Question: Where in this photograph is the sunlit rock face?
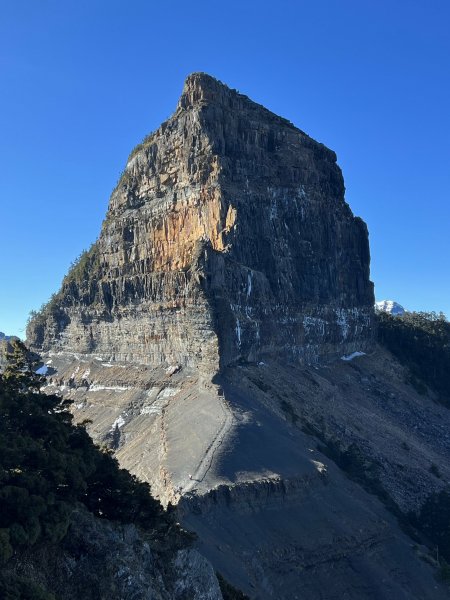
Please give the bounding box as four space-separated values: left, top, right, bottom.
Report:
27 73 374 369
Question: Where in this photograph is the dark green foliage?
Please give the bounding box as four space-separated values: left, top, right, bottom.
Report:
2 339 45 392
377 311 450 406
63 244 99 287
280 399 299 424
438 560 450 583
0 529 13 563
320 435 450 570
83 451 164 529
127 131 157 162
316 440 401 516
430 463 442 478
0 574 55 600
414 489 450 563
317 438 420 541
26 244 101 337
0 344 166 569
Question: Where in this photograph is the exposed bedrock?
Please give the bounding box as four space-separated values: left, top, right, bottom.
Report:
27 72 374 369
179 476 447 600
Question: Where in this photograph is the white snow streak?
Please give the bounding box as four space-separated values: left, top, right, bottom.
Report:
340 351 366 362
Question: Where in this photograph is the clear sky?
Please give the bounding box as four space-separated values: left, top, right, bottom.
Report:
1 0 449 337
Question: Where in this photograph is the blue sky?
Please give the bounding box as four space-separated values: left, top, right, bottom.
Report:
1 0 449 337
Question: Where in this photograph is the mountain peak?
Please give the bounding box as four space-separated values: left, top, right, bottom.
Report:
375 300 406 315
28 74 374 368
183 71 223 91
178 72 230 109
178 72 295 129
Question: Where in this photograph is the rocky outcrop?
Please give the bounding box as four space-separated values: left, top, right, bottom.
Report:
5 509 222 600
27 72 374 370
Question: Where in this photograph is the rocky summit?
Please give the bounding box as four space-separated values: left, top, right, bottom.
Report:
28 72 374 370
27 75 450 599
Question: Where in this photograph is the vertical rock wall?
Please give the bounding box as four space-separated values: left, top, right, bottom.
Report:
27 73 374 368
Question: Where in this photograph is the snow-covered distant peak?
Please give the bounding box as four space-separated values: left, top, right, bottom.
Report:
375 300 406 316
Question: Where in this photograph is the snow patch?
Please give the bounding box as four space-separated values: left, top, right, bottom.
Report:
141 401 164 416
236 319 242 347
166 364 181 376
141 387 179 415
111 416 125 430
247 271 253 298
157 387 179 399
70 366 80 380
311 460 327 474
303 315 326 337
335 309 350 340
90 384 129 392
341 351 366 362
36 365 48 375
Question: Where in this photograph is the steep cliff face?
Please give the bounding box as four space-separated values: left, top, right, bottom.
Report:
27 73 374 369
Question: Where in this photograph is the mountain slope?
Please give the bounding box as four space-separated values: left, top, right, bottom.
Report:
0 343 223 600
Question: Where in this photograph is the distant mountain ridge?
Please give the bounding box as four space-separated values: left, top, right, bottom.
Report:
375 300 406 315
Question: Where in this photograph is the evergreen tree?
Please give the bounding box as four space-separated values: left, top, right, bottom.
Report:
2 339 45 393
377 311 450 405
0 340 171 597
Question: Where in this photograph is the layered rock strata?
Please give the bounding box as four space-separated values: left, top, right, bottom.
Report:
28 73 374 369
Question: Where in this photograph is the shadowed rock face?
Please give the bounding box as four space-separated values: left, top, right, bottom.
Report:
27 73 374 369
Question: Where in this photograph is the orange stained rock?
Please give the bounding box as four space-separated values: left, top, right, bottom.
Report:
141 191 236 272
